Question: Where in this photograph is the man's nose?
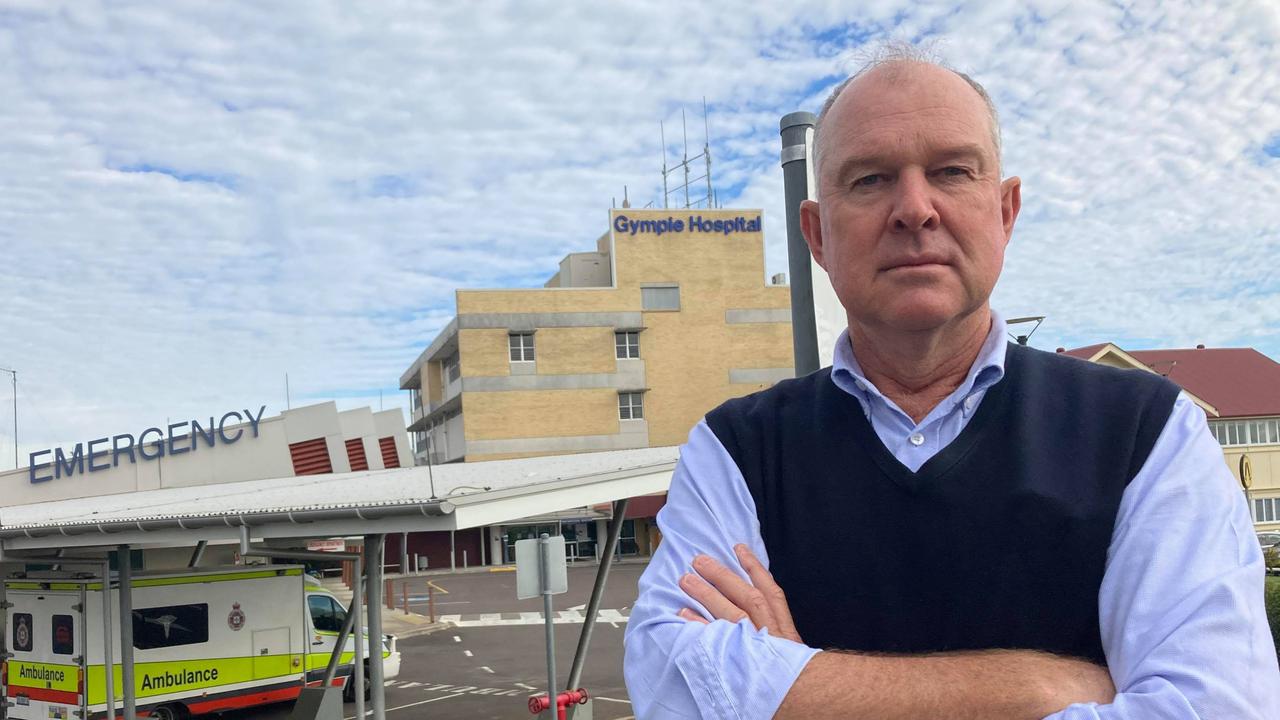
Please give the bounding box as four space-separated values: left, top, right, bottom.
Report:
888 171 940 233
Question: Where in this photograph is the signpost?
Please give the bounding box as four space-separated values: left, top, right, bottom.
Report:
517 534 568 718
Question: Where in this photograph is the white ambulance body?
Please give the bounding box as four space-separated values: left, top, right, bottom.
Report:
3 566 399 719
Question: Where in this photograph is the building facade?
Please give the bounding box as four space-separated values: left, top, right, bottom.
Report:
397 207 793 565
1061 343 1280 532
0 402 413 569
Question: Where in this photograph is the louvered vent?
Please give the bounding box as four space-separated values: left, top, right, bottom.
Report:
379 437 400 469
345 438 369 472
290 437 333 476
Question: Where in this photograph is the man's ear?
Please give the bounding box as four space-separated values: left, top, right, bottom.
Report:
799 199 827 270
1000 176 1021 245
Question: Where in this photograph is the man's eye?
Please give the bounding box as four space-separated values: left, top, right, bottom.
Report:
854 174 885 187
939 166 970 178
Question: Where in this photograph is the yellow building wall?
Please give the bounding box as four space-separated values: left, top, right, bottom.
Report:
443 208 791 456
421 362 441 406
458 329 511 377
1224 445 1280 528
463 389 619 441
536 327 617 375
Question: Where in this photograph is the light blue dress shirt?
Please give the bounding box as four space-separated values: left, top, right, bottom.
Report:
624 311 1280 719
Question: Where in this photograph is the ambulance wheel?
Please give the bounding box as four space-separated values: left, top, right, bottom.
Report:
344 668 371 702
149 704 189 720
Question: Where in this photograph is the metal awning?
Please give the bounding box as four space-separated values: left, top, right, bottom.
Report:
0 446 679 552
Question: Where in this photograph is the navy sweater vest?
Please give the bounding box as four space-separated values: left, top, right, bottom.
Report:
705 343 1180 662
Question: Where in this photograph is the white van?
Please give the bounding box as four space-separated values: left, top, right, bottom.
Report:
2 565 399 719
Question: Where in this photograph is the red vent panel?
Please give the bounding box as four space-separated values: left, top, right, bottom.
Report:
345 438 369 472
290 438 333 476
379 437 400 469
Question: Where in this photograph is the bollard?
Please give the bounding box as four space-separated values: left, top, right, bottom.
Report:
428 584 436 622
402 582 409 614
528 688 588 720
463 550 468 569
385 579 394 610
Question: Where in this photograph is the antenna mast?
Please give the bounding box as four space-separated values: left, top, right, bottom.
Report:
658 102 716 209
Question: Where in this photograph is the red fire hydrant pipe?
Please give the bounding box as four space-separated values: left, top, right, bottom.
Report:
528 688 589 720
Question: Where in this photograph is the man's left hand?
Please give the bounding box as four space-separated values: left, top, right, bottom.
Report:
677 543 804 645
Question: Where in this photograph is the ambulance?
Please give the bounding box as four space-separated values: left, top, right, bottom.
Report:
2 565 400 719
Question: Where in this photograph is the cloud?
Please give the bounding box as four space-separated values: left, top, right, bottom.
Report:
0 0 1277 466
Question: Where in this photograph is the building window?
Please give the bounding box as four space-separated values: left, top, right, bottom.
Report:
308 595 347 633
619 391 644 420
133 603 209 649
641 285 680 311
1209 418 1280 447
1256 497 1277 523
615 331 640 359
509 332 535 362
442 353 460 383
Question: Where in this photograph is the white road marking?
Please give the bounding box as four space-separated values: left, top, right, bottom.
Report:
463 649 473 657
444 609 630 627
479 665 495 673
368 692 462 716
515 682 538 690
452 635 461 642
595 696 632 704
384 680 397 686
397 681 423 689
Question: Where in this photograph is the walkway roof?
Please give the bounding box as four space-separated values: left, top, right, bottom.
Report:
0 446 679 553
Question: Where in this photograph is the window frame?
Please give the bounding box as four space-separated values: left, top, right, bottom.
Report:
131 603 210 650
508 332 536 363
51 614 74 656
618 391 644 420
615 330 640 360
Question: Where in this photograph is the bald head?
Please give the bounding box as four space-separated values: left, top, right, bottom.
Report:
813 50 1002 178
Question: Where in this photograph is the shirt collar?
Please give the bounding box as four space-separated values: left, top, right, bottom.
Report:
830 309 1009 414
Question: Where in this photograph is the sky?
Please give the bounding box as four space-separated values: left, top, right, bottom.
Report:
0 0 1277 467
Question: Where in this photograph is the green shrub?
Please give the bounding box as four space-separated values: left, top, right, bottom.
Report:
1267 575 1280 659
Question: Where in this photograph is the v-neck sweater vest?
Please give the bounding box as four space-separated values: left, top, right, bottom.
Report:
705 343 1180 662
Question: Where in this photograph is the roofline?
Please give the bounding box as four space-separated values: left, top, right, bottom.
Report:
1083 343 1221 417
400 316 459 388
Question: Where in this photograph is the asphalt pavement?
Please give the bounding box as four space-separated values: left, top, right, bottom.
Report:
240 562 647 719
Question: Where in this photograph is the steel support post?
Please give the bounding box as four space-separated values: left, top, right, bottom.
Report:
188 540 207 568
400 532 409 574
364 535 387 720
100 561 116 720
353 553 365 720
780 111 820 376
566 498 629 690
117 546 137 720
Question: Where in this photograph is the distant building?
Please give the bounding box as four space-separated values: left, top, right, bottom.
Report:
397 207 793 565
1060 343 1280 530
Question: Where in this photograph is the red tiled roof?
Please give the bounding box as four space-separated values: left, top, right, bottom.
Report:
1059 344 1280 418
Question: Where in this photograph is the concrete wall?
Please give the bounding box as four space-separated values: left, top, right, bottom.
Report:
0 401 413 507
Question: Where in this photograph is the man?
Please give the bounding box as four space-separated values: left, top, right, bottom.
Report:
623 45 1280 719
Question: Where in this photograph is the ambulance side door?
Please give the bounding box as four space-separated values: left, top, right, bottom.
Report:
305 594 346 680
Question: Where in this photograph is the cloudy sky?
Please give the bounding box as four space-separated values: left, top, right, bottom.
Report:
1 0 1277 466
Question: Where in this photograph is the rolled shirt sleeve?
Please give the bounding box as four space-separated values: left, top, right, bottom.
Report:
1047 395 1280 719
624 419 820 719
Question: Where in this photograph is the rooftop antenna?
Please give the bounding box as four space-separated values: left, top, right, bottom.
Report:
284 372 291 410
0 366 15 469
1006 316 1046 346
660 121 669 209
703 97 713 207
682 108 691 209
623 185 630 208
658 103 716 209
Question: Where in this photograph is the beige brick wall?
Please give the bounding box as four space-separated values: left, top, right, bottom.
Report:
457 288 633 314
459 329 511 377
421 362 441 405
537 327 617 375
464 388 619 441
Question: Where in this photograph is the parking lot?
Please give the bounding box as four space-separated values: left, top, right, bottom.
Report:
246 562 646 719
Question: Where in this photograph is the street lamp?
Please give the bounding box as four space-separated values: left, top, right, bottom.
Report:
0 366 15 469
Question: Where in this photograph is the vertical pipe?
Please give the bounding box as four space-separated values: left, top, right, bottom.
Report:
780 111 820 376
100 562 115 720
449 530 456 572
400 532 409 574
353 552 365 720
365 535 386 720
566 499 629 690
479 528 486 567
116 547 137 720
427 585 436 623
0 571 7 720
539 533 556 715
462 550 467 570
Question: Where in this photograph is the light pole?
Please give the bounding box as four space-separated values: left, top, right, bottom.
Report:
0 366 14 469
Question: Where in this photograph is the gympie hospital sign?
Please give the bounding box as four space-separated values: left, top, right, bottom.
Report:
28 406 267 484
613 214 761 237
